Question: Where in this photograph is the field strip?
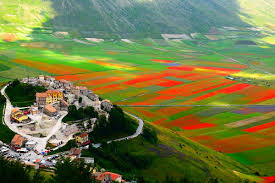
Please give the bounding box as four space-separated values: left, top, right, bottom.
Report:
225 111 275 128
243 121 275 132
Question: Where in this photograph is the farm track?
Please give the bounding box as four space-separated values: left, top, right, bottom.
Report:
225 111 275 128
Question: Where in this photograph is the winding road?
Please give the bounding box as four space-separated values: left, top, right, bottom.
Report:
92 112 144 148
1 84 144 151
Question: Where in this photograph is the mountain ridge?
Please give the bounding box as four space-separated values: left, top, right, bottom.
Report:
1 0 274 39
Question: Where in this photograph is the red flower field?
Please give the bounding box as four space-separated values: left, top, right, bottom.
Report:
243 121 275 132
183 123 217 130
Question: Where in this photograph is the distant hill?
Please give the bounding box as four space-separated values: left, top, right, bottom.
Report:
0 0 274 39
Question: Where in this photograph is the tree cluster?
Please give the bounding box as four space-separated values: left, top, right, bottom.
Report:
91 105 137 142
142 126 158 144
87 141 154 172
63 105 98 122
6 79 46 107
0 94 15 143
0 156 45 183
0 156 97 183
51 158 96 183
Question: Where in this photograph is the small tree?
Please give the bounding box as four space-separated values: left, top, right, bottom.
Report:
52 158 95 183
84 106 98 118
78 97 83 104
142 127 158 144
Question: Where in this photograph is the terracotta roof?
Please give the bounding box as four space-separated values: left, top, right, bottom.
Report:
96 172 121 181
11 134 25 146
36 92 47 98
70 147 81 155
61 100 69 107
11 108 20 114
102 99 111 103
78 132 88 138
45 105 57 113
79 86 88 90
46 90 62 94
59 79 69 84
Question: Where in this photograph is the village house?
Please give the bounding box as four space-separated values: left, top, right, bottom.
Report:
59 79 72 88
46 90 63 103
10 108 30 123
79 86 89 96
72 86 80 97
39 75 45 83
69 147 81 158
101 100 113 112
96 172 122 183
49 139 63 147
49 81 57 89
75 132 90 146
88 91 99 101
65 86 72 93
36 92 47 106
25 141 36 150
36 90 63 106
11 134 25 150
27 77 38 85
60 100 69 111
44 104 57 116
43 81 50 88
45 76 55 82
63 124 80 136
79 157 94 164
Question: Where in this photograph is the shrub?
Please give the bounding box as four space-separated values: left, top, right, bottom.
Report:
142 126 158 144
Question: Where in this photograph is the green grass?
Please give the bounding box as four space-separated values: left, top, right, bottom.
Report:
83 122 261 183
227 146 275 176
0 102 15 144
201 112 262 125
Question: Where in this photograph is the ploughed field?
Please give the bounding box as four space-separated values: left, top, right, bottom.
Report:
0 32 274 176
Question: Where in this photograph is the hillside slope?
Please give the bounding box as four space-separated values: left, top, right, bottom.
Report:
83 121 261 183
46 0 246 37
0 0 274 39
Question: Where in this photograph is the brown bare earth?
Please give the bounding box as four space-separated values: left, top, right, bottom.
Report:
225 111 275 128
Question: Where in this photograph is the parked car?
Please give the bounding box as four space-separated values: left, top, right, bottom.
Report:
24 110 30 115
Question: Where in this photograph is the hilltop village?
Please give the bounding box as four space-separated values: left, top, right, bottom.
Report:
0 75 140 183
11 75 113 150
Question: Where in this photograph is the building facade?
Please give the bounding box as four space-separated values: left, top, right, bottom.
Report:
36 93 47 106
75 132 90 146
11 134 25 150
36 90 63 106
44 104 57 116
10 109 30 123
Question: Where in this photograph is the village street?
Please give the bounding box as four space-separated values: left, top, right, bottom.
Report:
1 85 67 153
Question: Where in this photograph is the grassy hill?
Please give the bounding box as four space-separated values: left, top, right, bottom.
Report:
83 121 261 183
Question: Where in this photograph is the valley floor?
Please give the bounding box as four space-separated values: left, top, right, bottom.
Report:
0 28 274 177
